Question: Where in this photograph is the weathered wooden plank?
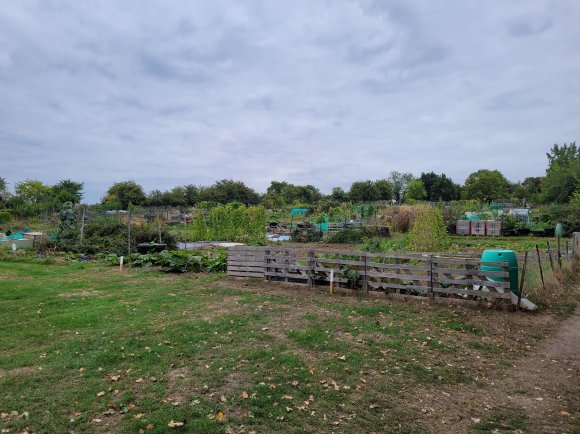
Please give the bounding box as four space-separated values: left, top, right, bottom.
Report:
264 271 309 279
432 258 508 267
433 287 511 298
366 252 431 261
368 281 431 292
227 272 264 278
366 272 429 281
366 262 430 271
433 267 508 277
227 260 265 267
435 277 510 288
228 265 264 272
314 258 365 267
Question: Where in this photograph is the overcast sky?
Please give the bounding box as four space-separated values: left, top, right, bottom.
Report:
1 1 579 202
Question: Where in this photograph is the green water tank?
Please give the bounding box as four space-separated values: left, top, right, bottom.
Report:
481 249 519 296
555 223 564 237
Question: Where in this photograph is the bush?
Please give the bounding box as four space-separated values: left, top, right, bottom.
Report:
0 210 12 226
409 207 449 252
291 226 323 242
502 215 530 236
105 249 227 273
56 217 176 255
327 228 370 244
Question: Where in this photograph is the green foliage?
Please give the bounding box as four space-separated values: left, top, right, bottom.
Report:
330 187 347 201
501 215 530 236
291 226 323 242
106 249 227 273
102 181 146 209
56 218 176 255
404 179 427 202
542 142 579 203
199 179 260 205
349 180 379 202
420 172 461 201
327 228 369 244
388 171 414 203
409 207 449 252
51 179 84 204
0 210 12 226
462 169 510 201
191 204 267 244
263 181 322 207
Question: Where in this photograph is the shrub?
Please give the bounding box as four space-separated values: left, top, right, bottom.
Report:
327 228 370 244
409 207 449 252
502 215 530 236
56 217 176 255
191 204 267 244
0 210 12 226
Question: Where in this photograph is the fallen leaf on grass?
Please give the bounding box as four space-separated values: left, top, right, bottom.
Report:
92 418 102 423
168 420 184 427
96 391 105 397
282 395 293 400
338 355 347 361
145 424 154 430
79 367 85 372
216 411 224 421
241 391 249 399
134 413 144 419
110 375 121 382
135 378 144 383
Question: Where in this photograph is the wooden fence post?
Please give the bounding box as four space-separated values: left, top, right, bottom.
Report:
362 254 368 293
517 252 528 311
429 256 434 302
308 250 315 288
547 241 554 271
264 248 270 283
127 210 132 255
535 244 545 292
557 236 562 268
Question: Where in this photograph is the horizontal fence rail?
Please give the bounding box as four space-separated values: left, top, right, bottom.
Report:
226 246 542 306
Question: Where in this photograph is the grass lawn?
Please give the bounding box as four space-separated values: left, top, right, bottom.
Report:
0 259 576 433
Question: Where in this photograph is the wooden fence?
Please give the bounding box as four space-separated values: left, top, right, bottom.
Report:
227 246 515 305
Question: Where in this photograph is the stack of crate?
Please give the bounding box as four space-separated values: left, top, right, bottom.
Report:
470 221 486 236
456 220 471 235
485 220 502 236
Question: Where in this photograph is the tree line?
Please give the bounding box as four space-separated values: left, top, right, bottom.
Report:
1 143 578 212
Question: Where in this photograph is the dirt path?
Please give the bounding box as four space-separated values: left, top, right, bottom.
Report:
419 308 580 433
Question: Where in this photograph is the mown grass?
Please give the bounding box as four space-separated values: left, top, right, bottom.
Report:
0 258 572 433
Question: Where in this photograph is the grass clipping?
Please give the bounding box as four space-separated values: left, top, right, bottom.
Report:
409 206 449 252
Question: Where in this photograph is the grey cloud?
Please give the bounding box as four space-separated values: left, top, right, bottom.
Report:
507 16 553 37
0 1 579 201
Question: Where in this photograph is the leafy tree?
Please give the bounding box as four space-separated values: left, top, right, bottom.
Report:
14 180 52 205
264 181 322 206
330 187 347 202
542 142 579 203
348 180 379 202
102 181 146 209
404 179 427 201
199 179 260 205
462 169 510 202
183 184 199 206
374 179 393 201
0 177 9 205
52 179 84 204
388 171 414 203
420 172 460 201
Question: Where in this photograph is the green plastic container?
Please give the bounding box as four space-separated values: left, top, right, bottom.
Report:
481 249 519 296
555 223 564 237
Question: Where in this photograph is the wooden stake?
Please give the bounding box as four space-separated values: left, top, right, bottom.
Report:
535 244 545 292
79 206 86 246
329 269 334 294
557 236 562 268
127 210 132 256
517 251 528 311
546 241 554 271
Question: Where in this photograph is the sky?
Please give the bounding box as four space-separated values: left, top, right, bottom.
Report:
1 0 579 203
